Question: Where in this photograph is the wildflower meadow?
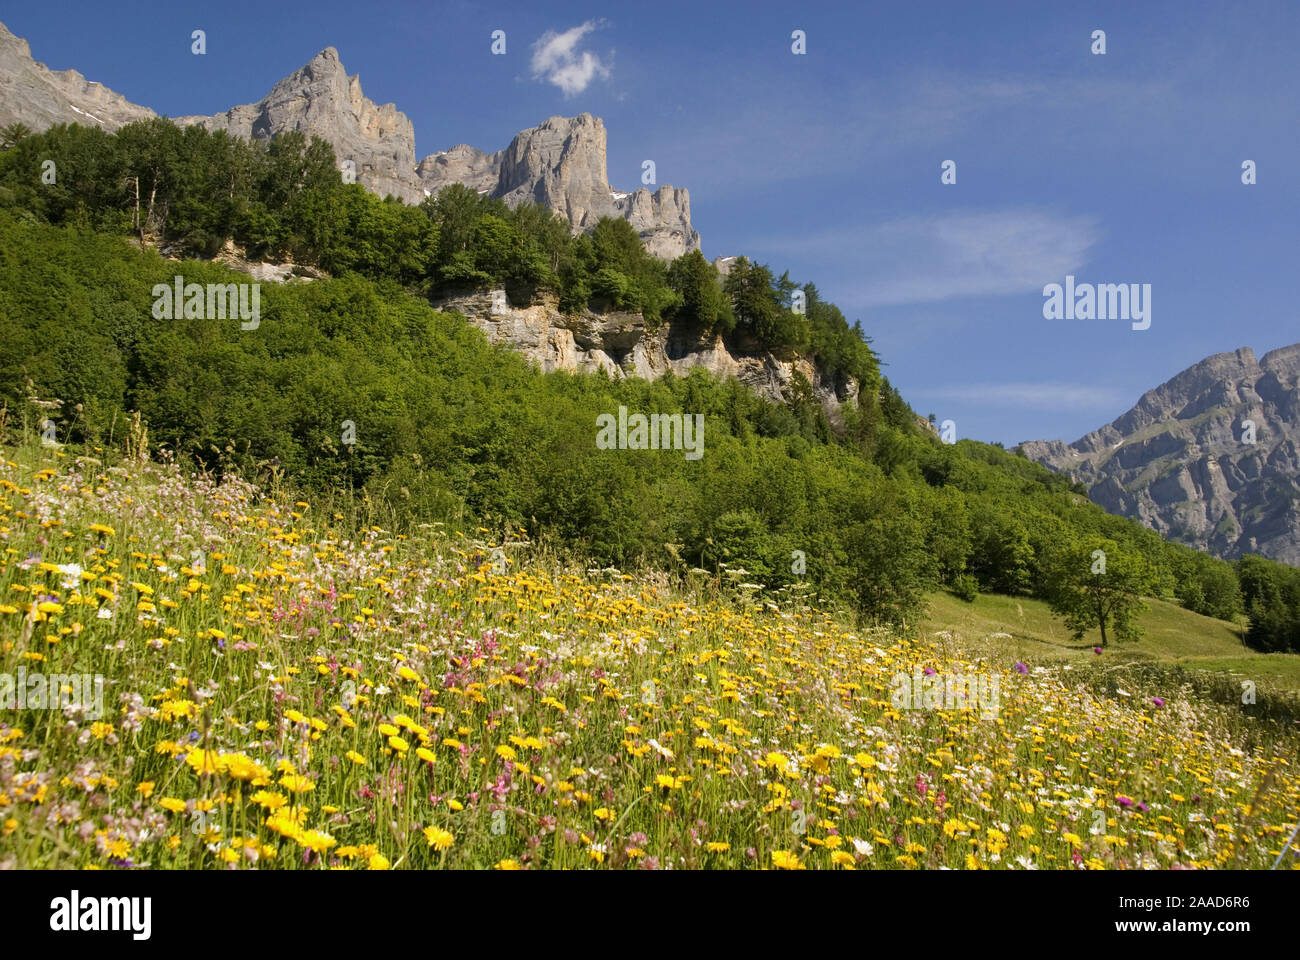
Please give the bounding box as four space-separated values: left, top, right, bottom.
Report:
1 441 1295 871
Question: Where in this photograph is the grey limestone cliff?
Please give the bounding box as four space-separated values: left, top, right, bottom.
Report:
1019 344 1300 565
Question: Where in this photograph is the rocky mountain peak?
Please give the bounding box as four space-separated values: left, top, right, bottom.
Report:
1019 342 1300 565
0 19 157 132
175 44 419 204
1 23 701 257
483 112 699 258
496 113 609 225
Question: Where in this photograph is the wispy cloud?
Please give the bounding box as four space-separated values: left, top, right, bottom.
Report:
530 21 611 97
755 209 1101 307
671 66 1185 197
909 382 1131 411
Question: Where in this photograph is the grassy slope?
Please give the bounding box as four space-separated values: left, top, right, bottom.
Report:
921 589 1300 693
1 441 1297 869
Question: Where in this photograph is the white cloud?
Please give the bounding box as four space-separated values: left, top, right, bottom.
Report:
909 382 1131 411
531 21 611 96
755 209 1101 308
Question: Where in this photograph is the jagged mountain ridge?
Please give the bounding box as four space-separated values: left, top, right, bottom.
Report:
1 21 857 422
0 23 699 258
1018 344 1300 565
0 21 156 131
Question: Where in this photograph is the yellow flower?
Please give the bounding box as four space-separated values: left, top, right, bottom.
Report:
771 850 804 870
706 841 730 852
368 853 391 870
185 749 226 776
157 797 187 814
279 774 315 794
136 781 155 798
223 754 270 782
423 826 454 851
250 790 287 810
298 830 336 854
345 750 367 766
495 859 521 870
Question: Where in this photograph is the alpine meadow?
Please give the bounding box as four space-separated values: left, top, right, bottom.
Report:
0 4 1297 925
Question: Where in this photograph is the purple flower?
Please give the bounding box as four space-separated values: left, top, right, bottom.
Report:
1117 796 1133 808
1093 647 1103 655
1014 662 1028 674
1152 697 1165 707
923 667 936 676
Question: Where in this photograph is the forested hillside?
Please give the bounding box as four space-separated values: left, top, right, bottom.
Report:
2 119 1299 651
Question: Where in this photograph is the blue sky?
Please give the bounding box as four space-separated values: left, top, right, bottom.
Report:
7 1 1298 446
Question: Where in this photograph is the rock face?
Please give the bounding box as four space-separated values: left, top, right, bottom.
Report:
0 22 701 257
1019 344 1300 565
487 114 700 258
432 288 857 422
176 47 421 204
416 144 501 196
0 21 157 132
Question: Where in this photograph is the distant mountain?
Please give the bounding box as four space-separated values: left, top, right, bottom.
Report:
0 22 699 258
1019 344 1300 565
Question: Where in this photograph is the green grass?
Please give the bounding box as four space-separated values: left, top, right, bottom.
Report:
921 589 1300 696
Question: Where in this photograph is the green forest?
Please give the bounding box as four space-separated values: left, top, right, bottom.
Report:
2 118 1298 652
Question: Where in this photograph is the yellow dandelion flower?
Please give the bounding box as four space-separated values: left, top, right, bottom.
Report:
423 826 454 851
771 850 804 870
